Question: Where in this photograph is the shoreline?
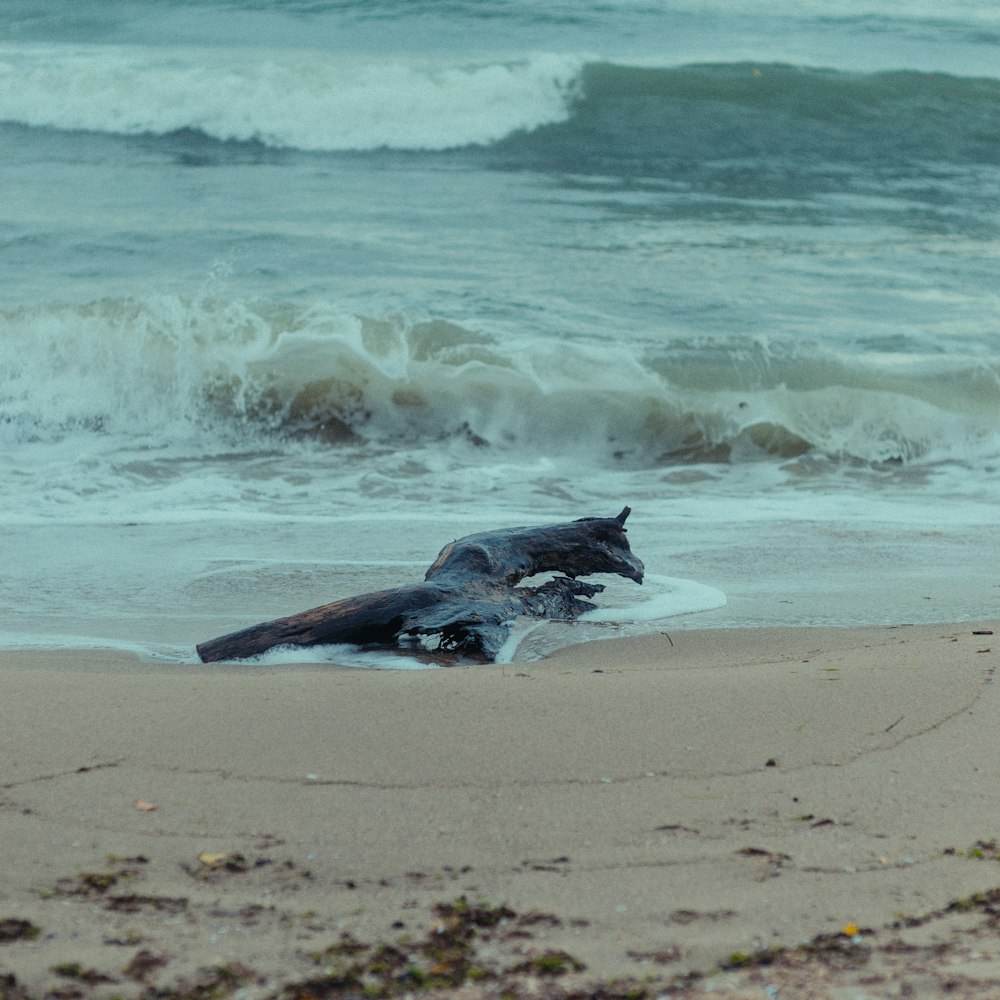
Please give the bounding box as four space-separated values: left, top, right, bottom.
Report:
2 621 999 998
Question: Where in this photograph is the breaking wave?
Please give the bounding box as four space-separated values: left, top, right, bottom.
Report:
3 296 999 468
0 44 583 152
1 42 998 167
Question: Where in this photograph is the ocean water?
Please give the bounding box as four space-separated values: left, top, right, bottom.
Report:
2 0 999 664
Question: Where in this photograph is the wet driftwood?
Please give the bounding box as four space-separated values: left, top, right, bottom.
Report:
196 507 644 663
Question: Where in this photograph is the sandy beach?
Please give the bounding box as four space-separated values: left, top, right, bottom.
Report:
2 622 999 999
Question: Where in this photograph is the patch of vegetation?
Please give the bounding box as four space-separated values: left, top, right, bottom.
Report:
296 896 585 997
721 947 784 970
0 919 40 943
436 896 516 929
893 886 1000 929
516 949 586 976
151 962 262 1000
78 871 119 894
104 894 189 915
53 857 148 900
0 971 33 1000
957 839 1000 861
797 929 871 969
122 949 170 983
721 925 871 976
310 931 370 961
50 962 115 985
596 983 655 1000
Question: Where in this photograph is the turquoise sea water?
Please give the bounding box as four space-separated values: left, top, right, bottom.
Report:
2 0 999 661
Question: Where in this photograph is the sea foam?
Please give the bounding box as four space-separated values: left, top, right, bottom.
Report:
0 43 583 150
3 296 999 471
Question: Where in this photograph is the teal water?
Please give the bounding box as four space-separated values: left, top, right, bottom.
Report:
2 0 998 659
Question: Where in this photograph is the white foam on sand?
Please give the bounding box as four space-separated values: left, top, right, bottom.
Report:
578 573 727 623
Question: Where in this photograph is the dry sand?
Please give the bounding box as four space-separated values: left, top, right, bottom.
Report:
2 622 999 998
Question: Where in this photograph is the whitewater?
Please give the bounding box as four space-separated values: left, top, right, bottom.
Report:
2 0 999 663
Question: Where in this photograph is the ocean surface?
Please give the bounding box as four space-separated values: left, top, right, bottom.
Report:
2 0 999 665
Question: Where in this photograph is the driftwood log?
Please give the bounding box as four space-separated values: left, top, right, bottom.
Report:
196 507 644 663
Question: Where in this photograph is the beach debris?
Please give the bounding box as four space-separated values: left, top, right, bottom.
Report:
0 973 32 1000
302 896 589 995
122 949 170 983
953 839 1000 861
50 857 151 905
521 855 571 872
736 846 792 880
196 852 232 868
196 506 644 663
51 962 116 985
103 894 189 915
514 949 586 976
0 918 40 943
78 871 120 893
192 851 260 874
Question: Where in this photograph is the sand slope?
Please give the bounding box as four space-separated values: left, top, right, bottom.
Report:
1 622 999 998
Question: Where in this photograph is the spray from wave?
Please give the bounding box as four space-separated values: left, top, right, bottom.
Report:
3 296 999 468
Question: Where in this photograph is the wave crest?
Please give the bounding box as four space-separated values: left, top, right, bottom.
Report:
3 44 998 167
3 296 999 469
0 43 582 151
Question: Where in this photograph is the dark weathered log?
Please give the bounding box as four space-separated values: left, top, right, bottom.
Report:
196 507 644 663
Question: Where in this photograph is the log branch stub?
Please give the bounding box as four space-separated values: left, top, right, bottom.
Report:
196 507 643 663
